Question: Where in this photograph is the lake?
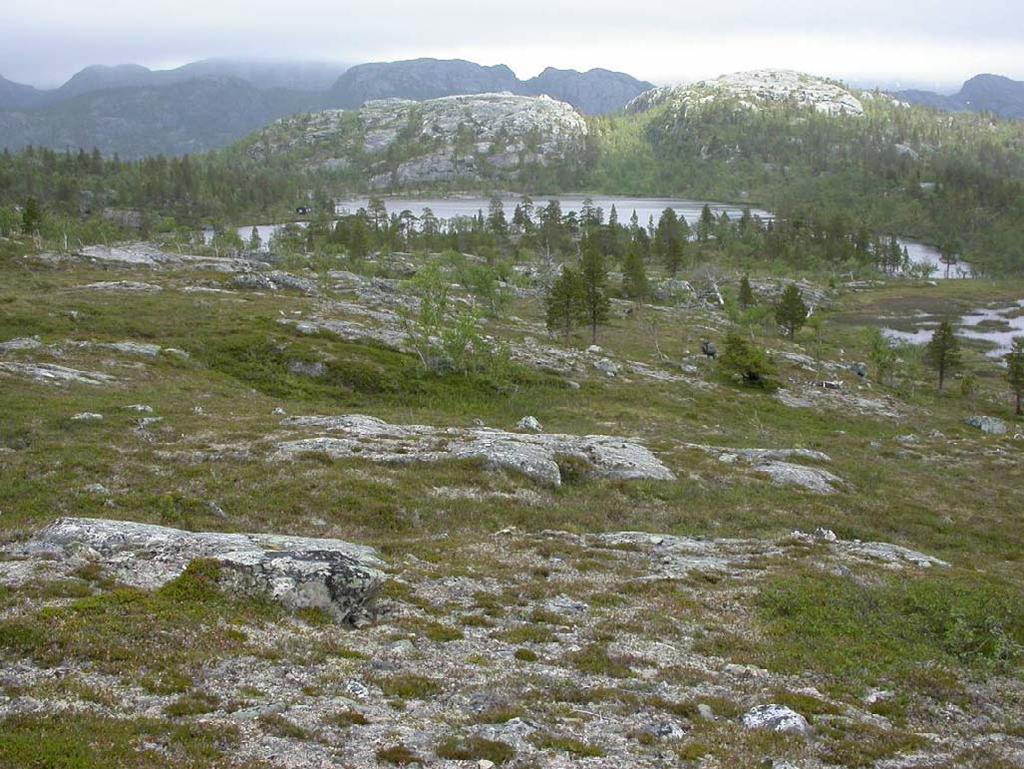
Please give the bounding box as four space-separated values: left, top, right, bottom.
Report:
883 299 1024 359
898 239 974 280
334 195 774 227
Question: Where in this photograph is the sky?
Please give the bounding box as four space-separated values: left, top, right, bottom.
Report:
4 0 1022 91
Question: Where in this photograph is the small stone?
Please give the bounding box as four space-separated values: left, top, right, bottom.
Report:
123 404 153 413
516 416 543 433
346 680 370 699
742 704 812 737
71 412 103 422
696 703 716 721
83 483 110 495
586 344 602 354
814 527 838 542
273 407 287 416
594 358 619 377
478 761 495 769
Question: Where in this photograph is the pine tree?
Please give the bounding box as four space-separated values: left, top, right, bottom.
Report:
697 203 715 242
487 195 508 241
622 240 649 304
924 320 961 391
545 267 584 345
774 283 808 338
654 208 685 276
248 226 261 251
738 275 755 309
1005 337 1024 415
579 238 611 344
21 197 41 234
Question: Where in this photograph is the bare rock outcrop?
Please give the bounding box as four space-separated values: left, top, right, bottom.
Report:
273 414 675 487
5 517 385 623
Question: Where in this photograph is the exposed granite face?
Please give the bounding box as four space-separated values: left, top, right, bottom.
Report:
246 93 589 189
628 69 865 117
6 517 385 623
272 414 675 487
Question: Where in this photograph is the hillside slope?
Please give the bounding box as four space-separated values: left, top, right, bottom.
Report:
241 92 590 190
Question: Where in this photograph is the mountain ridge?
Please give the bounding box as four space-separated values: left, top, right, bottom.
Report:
0 57 651 157
893 73 1024 119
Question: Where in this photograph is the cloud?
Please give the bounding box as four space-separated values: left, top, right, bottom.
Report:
3 0 1021 89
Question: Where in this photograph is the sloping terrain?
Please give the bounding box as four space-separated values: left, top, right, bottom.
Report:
0 234 1022 767
242 93 590 189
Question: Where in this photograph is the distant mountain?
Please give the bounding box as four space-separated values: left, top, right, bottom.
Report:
893 74 1024 119
53 64 155 100
0 77 325 158
0 75 44 110
163 59 347 92
329 58 650 115
0 57 650 157
523 67 654 115
329 59 522 108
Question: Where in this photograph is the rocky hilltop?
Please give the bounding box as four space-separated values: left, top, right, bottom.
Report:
628 69 865 117
245 92 589 190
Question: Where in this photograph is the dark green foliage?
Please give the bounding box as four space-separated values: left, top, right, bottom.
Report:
774 284 809 338
719 332 776 387
653 207 687 275
754 570 1024 682
21 198 41 234
579 237 611 344
738 274 755 309
0 712 247 768
621 239 649 302
545 267 585 344
924 320 961 390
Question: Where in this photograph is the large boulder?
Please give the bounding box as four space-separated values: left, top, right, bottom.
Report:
965 415 1009 435
8 517 385 623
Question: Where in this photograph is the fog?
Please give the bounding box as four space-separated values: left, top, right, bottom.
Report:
4 0 1022 89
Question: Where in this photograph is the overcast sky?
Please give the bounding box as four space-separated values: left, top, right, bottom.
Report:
4 0 1022 90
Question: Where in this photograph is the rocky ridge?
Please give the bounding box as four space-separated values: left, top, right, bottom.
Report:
272 414 676 487
246 93 589 188
627 69 865 117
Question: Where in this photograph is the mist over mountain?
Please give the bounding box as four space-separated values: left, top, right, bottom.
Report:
894 74 1024 119
0 57 652 157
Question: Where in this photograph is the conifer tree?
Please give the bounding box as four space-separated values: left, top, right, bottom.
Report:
545 267 584 345
924 320 961 391
738 275 755 309
774 283 808 338
622 240 649 304
579 238 611 344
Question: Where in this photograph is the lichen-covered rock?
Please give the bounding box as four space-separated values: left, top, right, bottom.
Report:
272 414 675 487
742 704 813 737
9 517 385 623
752 460 843 494
965 415 1009 435
245 93 589 189
629 70 864 117
0 361 116 386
